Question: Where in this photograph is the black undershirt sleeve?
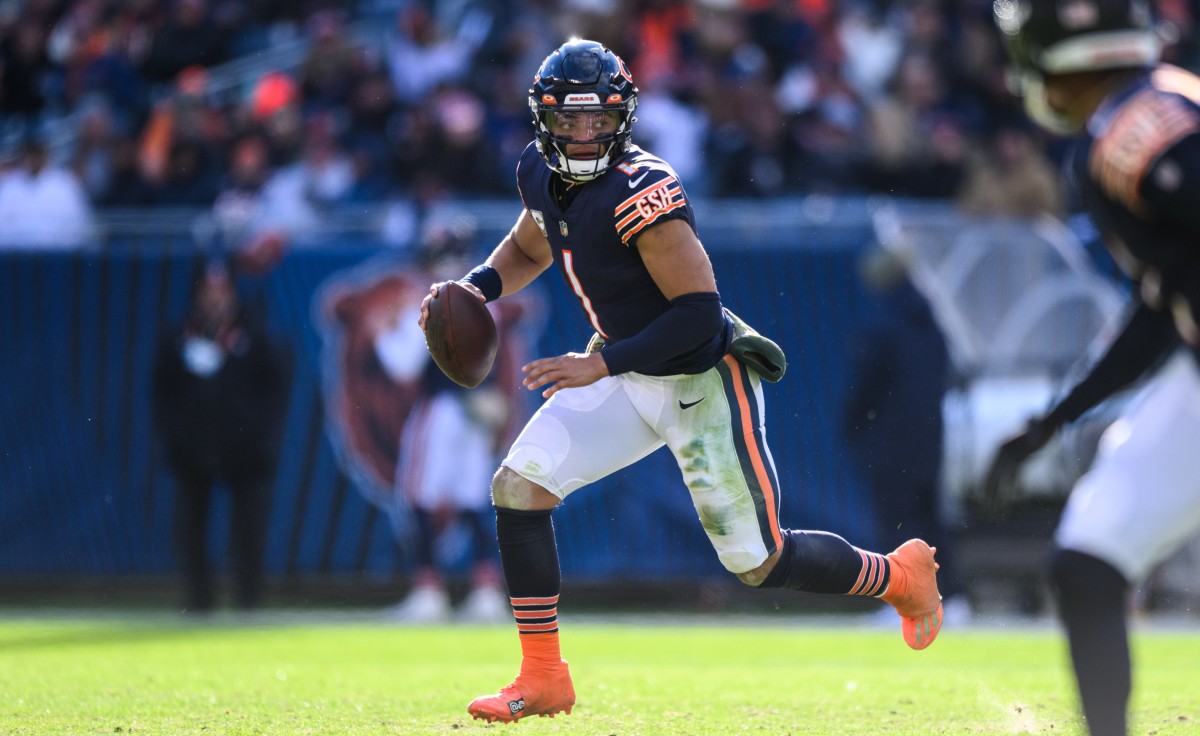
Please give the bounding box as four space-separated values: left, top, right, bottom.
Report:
599 292 725 376
1139 132 1200 236
1045 299 1179 427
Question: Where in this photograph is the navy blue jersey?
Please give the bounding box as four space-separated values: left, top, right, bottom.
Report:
516 142 731 375
1074 65 1200 303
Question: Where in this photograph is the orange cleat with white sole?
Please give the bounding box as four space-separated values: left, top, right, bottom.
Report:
467 663 576 723
880 539 943 650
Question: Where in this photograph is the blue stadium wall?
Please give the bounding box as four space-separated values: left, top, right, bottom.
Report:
0 217 889 583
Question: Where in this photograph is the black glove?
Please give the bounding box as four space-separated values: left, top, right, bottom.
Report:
979 417 1058 521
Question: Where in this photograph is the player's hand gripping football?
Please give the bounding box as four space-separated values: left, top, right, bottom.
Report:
979 417 1057 520
417 280 485 331
522 352 610 398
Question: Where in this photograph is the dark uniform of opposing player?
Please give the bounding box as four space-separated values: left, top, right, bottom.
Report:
985 2 1200 735
418 39 944 724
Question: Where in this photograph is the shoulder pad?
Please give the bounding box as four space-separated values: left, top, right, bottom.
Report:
1091 70 1200 211
612 154 687 246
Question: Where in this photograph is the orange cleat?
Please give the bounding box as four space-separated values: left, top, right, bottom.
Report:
467 663 576 723
880 539 943 650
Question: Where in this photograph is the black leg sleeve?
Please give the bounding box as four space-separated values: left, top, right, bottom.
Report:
173 473 215 612
228 475 271 610
411 507 438 570
1049 548 1131 736
760 529 887 595
495 507 560 600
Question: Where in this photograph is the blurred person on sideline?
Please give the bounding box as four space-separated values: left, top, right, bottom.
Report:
152 259 292 613
843 246 970 623
985 0 1200 734
0 138 95 249
418 39 944 724
381 216 514 624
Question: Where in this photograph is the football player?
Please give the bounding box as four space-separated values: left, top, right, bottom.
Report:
418 39 944 723
985 1 1200 734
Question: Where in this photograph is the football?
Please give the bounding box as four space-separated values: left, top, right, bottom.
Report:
423 281 498 388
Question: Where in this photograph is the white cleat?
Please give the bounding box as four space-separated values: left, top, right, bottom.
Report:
457 585 511 624
388 585 451 624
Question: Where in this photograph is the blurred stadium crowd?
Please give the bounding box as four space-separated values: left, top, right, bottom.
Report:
0 0 1197 249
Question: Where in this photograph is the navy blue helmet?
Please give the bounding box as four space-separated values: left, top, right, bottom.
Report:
528 39 638 181
993 0 1161 130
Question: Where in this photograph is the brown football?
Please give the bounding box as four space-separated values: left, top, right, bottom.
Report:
424 281 498 388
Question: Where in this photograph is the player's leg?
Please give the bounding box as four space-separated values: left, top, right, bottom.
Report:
172 471 216 613
449 394 508 623
1052 354 1200 736
227 473 271 611
391 396 452 622
468 376 663 722
655 356 942 649
1049 549 1129 736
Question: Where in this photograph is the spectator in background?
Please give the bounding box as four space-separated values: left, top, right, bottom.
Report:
0 18 54 124
298 9 362 111
137 66 229 204
342 70 399 201
385 3 489 109
152 258 291 613
633 77 708 192
957 119 1066 219
245 71 306 168
422 87 507 195
212 131 318 252
97 135 156 207
269 110 357 208
155 137 221 205
381 216 513 623
836 1 904 103
843 246 970 622
141 0 229 86
0 138 95 249
69 97 121 203
861 50 970 197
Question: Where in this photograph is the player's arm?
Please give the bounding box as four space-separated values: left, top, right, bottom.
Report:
419 210 552 329
1137 133 1200 343
981 298 1178 516
595 218 725 375
522 219 725 397
474 209 555 298
1140 132 1200 236
1040 299 1178 430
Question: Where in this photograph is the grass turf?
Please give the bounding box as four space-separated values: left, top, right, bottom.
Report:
1 614 1197 735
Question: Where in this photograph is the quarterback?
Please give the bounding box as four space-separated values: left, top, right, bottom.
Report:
419 39 944 723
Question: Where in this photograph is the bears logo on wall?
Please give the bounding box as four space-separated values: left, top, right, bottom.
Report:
313 256 542 525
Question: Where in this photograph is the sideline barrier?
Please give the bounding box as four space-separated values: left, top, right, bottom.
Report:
0 235 883 581
13 198 1120 584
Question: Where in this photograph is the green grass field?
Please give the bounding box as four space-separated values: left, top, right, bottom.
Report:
2 614 1197 735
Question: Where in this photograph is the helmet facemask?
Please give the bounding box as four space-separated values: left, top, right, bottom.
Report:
531 101 636 181
1006 68 1085 134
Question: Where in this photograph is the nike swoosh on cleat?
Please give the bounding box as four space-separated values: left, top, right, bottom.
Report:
679 398 704 410
628 172 649 188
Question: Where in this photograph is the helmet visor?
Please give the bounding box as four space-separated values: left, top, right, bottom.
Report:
544 110 622 143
